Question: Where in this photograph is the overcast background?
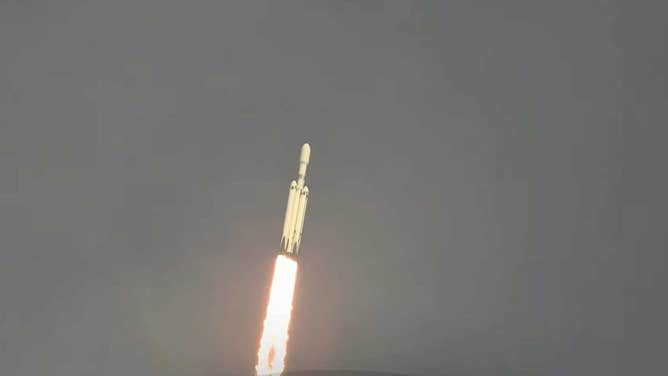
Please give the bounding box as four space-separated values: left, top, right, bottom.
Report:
1 1 667 375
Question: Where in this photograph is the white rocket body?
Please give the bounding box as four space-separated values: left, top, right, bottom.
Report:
280 143 311 257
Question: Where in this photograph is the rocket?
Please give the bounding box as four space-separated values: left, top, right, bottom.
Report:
279 143 311 258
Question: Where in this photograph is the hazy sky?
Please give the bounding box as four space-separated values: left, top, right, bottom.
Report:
1 1 666 375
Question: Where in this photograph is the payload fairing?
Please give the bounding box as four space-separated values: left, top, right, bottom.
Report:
279 143 311 257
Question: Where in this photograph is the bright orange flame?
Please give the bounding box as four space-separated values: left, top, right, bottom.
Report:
256 255 298 376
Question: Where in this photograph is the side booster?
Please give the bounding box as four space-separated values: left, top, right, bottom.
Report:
279 143 311 258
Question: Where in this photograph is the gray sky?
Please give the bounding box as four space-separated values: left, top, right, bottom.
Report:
1 1 666 375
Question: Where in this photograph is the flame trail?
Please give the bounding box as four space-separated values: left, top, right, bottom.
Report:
255 255 298 376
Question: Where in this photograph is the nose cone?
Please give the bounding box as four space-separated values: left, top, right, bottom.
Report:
300 143 311 164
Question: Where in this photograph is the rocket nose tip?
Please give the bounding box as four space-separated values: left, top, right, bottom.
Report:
300 143 311 163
